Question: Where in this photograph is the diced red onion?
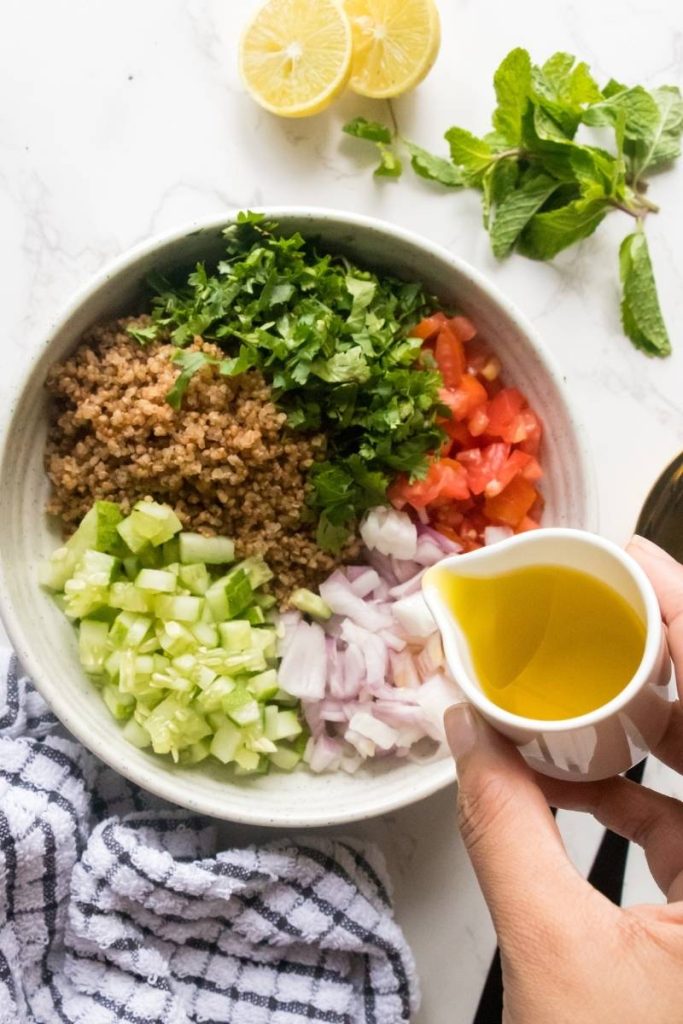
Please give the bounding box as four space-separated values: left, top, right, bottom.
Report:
348 711 398 750
415 632 444 680
364 549 398 586
391 557 423 584
360 507 418 560
389 649 421 689
308 734 345 773
348 567 380 598
379 629 407 653
414 536 448 567
417 524 463 554
391 592 437 639
319 571 393 631
388 568 426 600
279 621 326 700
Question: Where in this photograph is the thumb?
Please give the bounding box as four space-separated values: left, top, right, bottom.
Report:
445 704 590 944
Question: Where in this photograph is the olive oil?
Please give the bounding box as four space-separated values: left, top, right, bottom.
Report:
434 564 646 720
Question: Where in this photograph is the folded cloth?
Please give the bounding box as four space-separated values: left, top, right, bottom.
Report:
0 650 419 1024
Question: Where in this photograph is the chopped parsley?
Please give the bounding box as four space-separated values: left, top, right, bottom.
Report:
142 212 446 550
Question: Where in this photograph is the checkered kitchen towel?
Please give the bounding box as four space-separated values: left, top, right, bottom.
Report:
0 650 419 1024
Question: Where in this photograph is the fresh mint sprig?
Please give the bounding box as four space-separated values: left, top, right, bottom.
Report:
342 48 683 356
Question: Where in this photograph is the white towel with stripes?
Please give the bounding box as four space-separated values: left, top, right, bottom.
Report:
0 651 419 1024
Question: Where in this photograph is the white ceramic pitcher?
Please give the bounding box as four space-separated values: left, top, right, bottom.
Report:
422 528 675 782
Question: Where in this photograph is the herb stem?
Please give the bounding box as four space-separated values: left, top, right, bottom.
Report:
386 99 400 138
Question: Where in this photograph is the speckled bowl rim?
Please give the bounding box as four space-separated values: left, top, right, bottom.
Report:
0 207 598 825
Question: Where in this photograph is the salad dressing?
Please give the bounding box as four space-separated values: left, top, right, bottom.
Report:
432 564 646 720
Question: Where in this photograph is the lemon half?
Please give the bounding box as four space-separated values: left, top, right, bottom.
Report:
240 0 353 118
345 0 441 99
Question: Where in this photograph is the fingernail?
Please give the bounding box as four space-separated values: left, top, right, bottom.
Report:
444 703 477 760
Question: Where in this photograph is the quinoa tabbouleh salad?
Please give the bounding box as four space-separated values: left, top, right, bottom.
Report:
40 212 544 777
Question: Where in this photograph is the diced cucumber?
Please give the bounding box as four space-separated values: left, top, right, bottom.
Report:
117 515 149 554
123 556 141 580
289 588 332 621
218 620 252 653
190 621 219 648
272 688 299 706
45 500 308 776
197 677 236 712
248 735 278 754
110 612 153 649
223 570 253 619
179 563 210 596
250 628 277 659
184 739 211 764
228 700 261 727
269 746 302 771
129 501 183 546
78 619 110 674
103 685 135 721
210 721 242 764
121 717 151 748
234 556 273 589
233 746 261 772
110 582 153 613
264 708 302 742
249 670 278 702
220 683 252 714
104 649 121 680
39 501 123 591
222 649 267 675
135 569 177 593
153 595 203 623
156 620 195 656
179 532 235 565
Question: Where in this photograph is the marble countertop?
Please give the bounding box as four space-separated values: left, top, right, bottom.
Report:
1 1 682 1019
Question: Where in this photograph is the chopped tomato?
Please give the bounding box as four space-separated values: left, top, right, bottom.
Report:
486 388 525 437
519 410 542 455
486 388 542 448
411 312 447 341
395 311 544 544
457 444 510 495
447 316 477 343
468 406 490 437
517 515 540 533
434 327 466 388
441 416 477 450
484 476 537 528
390 458 470 510
457 445 542 497
439 375 488 421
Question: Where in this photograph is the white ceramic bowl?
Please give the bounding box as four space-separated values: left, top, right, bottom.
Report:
0 209 597 826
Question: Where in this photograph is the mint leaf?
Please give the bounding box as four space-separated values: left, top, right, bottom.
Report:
582 86 659 140
538 53 602 106
492 48 532 145
404 141 465 186
628 85 683 177
374 144 403 178
482 157 519 229
619 231 671 356
444 127 494 179
518 193 611 260
490 173 559 257
343 116 393 144
569 147 619 193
